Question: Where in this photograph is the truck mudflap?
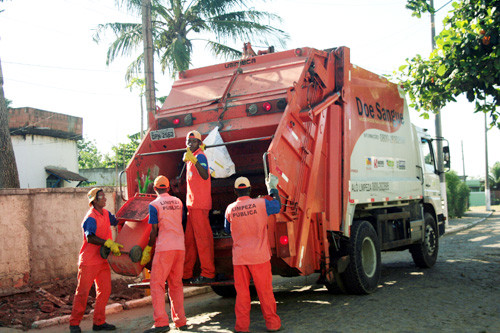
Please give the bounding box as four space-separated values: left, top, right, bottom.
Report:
437 213 446 236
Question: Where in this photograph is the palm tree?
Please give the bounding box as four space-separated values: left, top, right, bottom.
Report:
490 162 500 190
93 0 288 80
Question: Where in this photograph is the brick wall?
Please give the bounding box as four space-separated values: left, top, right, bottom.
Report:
0 187 124 295
8 107 83 139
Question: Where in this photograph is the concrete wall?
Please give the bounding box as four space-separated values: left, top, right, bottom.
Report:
80 167 126 186
12 135 79 188
0 187 123 294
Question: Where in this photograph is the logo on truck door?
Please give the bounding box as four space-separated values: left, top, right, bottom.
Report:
356 97 404 128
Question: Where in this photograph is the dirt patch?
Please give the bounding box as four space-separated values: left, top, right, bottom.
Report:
0 277 146 331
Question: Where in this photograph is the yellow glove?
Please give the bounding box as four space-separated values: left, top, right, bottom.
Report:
183 148 198 164
140 245 153 266
200 143 206 151
104 239 123 256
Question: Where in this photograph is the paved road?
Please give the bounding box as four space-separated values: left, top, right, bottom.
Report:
22 211 500 333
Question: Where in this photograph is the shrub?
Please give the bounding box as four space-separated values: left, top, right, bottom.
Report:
445 171 470 218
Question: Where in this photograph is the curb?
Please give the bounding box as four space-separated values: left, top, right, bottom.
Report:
444 211 494 236
31 286 212 329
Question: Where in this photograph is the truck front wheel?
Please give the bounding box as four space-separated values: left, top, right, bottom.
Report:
410 212 439 268
342 220 381 294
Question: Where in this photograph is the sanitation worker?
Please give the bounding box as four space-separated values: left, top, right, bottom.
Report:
182 130 215 283
140 176 187 333
224 175 282 333
69 188 121 333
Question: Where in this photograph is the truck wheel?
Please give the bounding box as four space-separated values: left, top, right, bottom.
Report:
342 220 381 294
324 271 347 294
211 285 236 298
410 212 439 268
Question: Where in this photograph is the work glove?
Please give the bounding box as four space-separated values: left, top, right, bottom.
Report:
183 148 198 164
104 239 123 256
265 173 279 194
140 245 153 266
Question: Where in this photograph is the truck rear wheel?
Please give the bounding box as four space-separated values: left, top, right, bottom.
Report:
410 212 439 268
211 285 236 297
342 220 381 294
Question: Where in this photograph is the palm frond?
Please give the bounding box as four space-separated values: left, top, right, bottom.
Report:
159 36 192 77
193 0 247 16
205 10 289 49
201 40 242 60
94 22 144 65
125 53 145 83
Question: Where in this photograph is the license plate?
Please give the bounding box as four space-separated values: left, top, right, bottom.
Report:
150 128 175 141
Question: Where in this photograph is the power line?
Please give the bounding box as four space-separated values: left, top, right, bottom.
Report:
6 78 130 96
3 60 123 73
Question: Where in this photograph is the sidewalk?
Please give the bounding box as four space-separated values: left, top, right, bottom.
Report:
26 206 497 330
445 206 497 235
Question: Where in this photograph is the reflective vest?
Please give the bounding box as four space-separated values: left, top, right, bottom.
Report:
150 193 185 252
225 196 271 265
186 149 212 209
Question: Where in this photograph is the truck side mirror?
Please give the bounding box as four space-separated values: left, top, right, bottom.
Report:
443 146 450 171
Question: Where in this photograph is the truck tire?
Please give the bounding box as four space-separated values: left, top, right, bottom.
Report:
342 220 381 294
211 285 236 297
324 271 347 294
410 212 439 268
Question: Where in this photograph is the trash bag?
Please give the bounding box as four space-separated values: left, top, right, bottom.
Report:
203 127 236 178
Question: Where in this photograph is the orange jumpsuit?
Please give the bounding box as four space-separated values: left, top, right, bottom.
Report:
225 196 281 332
183 149 215 280
149 193 186 328
69 208 117 327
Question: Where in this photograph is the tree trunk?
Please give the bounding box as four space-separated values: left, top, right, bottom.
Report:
0 56 20 188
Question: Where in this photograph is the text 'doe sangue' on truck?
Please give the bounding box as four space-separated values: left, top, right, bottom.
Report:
106 45 450 296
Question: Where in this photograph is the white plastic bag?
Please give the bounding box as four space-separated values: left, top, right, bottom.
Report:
203 127 236 178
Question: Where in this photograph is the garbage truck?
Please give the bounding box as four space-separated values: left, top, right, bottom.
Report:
109 45 449 295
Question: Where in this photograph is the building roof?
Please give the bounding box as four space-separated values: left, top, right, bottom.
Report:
9 107 83 140
45 168 88 182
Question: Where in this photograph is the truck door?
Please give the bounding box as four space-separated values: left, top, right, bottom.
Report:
420 137 441 206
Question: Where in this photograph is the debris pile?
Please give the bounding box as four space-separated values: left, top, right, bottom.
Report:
0 277 145 330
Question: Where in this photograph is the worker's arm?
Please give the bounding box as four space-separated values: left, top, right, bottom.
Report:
265 173 281 216
83 217 123 255
141 205 159 265
146 205 159 247
184 148 209 180
83 217 106 245
194 153 209 180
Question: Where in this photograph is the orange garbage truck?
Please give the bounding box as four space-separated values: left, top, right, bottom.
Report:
109 45 449 295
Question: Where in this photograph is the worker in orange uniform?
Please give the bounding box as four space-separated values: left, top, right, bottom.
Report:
182 130 215 284
69 188 122 333
224 175 282 333
140 176 188 333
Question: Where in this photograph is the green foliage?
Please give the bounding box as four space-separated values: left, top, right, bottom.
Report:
78 134 141 169
5 98 11 108
77 139 106 169
93 0 289 80
398 0 500 128
106 133 141 168
446 170 470 218
406 0 435 18
490 161 500 190
137 168 153 193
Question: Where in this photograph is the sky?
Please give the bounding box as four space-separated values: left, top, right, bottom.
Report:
1 0 498 178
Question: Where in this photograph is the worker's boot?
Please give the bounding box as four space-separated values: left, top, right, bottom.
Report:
69 325 81 333
143 326 170 333
92 322 117 331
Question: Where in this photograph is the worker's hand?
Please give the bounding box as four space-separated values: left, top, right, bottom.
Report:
200 143 206 151
184 148 198 164
104 239 123 256
140 246 153 266
265 173 279 194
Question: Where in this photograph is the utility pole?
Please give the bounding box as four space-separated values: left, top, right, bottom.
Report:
461 140 466 182
142 0 156 123
430 0 448 222
484 113 491 210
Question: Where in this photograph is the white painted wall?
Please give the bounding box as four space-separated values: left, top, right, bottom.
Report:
11 135 79 188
